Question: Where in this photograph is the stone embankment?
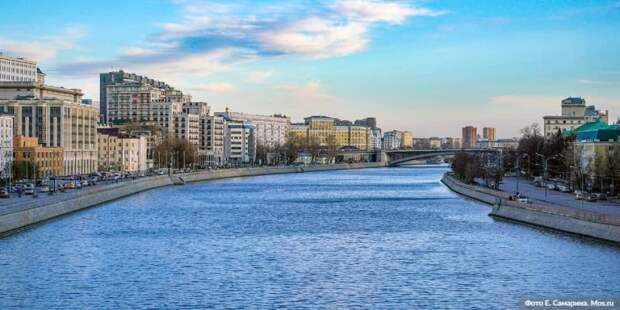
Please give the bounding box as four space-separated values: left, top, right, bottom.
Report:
0 162 385 237
441 173 620 243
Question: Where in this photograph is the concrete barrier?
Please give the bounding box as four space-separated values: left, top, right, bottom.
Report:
441 173 620 243
0 162 385 237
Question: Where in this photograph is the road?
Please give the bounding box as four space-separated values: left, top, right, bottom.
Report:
0 176 155 216
499 177 620 216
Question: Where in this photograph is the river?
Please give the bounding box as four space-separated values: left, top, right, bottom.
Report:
0 167 618 309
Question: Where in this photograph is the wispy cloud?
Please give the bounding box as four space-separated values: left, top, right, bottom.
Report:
54 0 446 79
0 26 86 62
579 79 620 86
190 82 237 93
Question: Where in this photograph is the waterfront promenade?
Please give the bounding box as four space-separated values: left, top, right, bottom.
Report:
442 173 620 243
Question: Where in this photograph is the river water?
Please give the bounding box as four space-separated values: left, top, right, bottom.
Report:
0 167 618 309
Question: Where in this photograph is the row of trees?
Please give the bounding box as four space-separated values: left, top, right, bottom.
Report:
255 133 341 165
153 137 199 170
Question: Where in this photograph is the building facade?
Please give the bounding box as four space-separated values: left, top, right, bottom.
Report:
382 130 403 150
199 115 226 167
483 127 496 141
292 116 372 151
0 80 98 176
97 128 147 173
401 131 413 148
13 136 64 178
215 111 290 148
543 97 609 137
224 119 256 164
462 126 477 149
0 114 13 179
0 54 37 82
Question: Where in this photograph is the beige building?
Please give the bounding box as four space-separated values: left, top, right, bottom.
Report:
14 136 64 178
483 127 496 141
401 131 413 148
292 116 372 151
0 79 98 176
97 129 147 173
543 97 608 137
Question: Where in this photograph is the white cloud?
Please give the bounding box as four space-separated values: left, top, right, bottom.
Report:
0 26 86 62
331 0 448 24
259 18 368 58
578 79 620 86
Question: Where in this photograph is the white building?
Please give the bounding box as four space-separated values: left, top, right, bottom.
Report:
370 128 382 150
543 97 609 137
0 54 37 82
225 119 256 164
0 114 13 179
382 130 402 150
216 110 289 148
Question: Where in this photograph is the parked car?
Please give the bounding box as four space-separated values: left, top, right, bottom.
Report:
546 182 557 190
65 182 76 189
595 193 608 201
575 191 584 200
557 184 571 192
517 197 530 203
586 194 598 202
0 188 9 198
533 176 543 187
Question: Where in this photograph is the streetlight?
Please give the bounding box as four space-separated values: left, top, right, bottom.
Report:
535 153 563 201
516 153 530 195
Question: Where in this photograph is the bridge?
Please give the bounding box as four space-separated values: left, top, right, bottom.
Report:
385 149 501 166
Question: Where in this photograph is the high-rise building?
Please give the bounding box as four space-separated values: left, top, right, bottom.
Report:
100 70 185 124
543 97 609 137
0 53 37 82
462 126 477 149
0 114 13 179
0 77 98 176
215 110 290 148
483 127 496 141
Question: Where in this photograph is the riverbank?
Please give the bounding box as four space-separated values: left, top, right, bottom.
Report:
0 162 385 237
441 173 620 243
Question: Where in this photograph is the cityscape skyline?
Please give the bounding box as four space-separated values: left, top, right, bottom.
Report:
1 0 619 137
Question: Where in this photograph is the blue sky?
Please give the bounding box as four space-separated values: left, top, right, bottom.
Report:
1 0 619 137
